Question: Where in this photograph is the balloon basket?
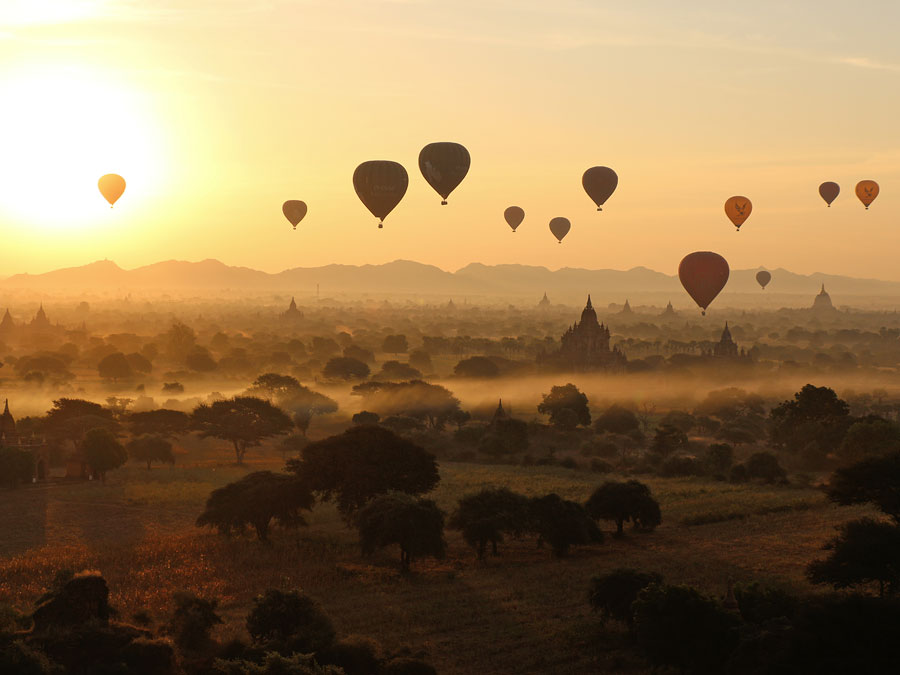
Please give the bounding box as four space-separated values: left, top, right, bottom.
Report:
441 200 447 205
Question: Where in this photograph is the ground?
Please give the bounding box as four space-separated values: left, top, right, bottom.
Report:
0 457 874 674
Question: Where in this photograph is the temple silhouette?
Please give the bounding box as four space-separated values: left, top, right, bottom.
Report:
538 295 626 372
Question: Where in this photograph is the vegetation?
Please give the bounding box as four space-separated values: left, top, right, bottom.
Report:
357 493 446 572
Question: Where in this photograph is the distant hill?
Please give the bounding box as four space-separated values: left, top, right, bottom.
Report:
4 259 900 305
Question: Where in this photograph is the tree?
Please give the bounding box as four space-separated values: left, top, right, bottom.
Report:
381 334 408 354
453 356 500 378
650 424 687 457
352 410 380 426
322 357 370 381
593 404 640 434
343 344 375 364
588 569 663 625
288 426 439 519
702 443 734 476
478 418 529 457
528 494 602 556
376 361 422 381
191 396 293 464
769 384 851 455
357 493 445 572
826 453 900 521
838 418 900 464
0 448 34 488
97 352 133 382
246 374 338 436
128 408 191 438
448 488 530 559
82 427 127 482
745 451 787 483
807 518 900 597
127 435 174 470
585 480 661 535
44 398 116 450
408 349 432 373
631 584 740 674
352 380 461 429
196 471 314 541
246 589 335 654
186 347 217 373
537 384 590 427
125 352 152 375
167 592 221 651
659 410 695 433
165 321 197 361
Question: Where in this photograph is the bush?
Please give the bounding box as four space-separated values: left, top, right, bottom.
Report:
381 657 437 675
733 582 798 624
319 635 381 675
213 652 343 674
659 456 702 477
246 589 335 654
0 641 54 675
745 452 787 483
593 405 639 434
528 494 602 556
167 592 222 651
702 443 734 475
590 459 614 473
729 463 749 483
120 637 177 675
588 569 663 625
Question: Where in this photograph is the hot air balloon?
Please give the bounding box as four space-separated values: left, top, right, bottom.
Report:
582 166 618 211
282 200 307 230
856 180 879 209
419 142 470 205
724 196 752 230
549 217 571 243
819 182 840 207
504 206 525 232
98 174 126 207
756 270 772 289
678 251 730 315
353 161 409 228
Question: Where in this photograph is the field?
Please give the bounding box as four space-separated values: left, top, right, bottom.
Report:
0 458 874 674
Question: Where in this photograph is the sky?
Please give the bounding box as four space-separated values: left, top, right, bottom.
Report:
0 0 899 279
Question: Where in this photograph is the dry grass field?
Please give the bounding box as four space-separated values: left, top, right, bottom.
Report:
0 459 874 674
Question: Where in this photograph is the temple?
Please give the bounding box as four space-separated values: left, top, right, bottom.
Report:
812 284 836 313
538 295 626 372
0 400 51 482
282 297 304 320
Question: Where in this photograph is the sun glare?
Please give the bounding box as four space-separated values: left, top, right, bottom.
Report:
0 0 103 26
0 64 165 232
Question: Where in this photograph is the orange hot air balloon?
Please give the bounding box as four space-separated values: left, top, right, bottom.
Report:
678 251 730 315
98 174 126 207
419 142 470 204
818 182 840 207
856 180 879 209
756 270 772 289
352 160 409 228
582 166 618 211
282 200 307 229
724 196 752 230
549 217 571 243
504 206 525 232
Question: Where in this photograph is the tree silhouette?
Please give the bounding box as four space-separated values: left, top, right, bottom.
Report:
448 488 530 559
357 493 445 572
586 480 661 535
537 384 590 427
826 453 900 522
127 435 174 470
97 352 133 382
191 396 292 464
807 518 900 597
82 428 127 482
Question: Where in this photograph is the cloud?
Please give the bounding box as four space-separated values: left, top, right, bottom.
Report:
835 56 900 73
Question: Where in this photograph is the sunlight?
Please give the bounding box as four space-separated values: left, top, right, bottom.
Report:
0 63 166 232
0 0 105 26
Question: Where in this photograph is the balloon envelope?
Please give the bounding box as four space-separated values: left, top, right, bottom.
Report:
724 196 752 230
756 270 772 289
582 166 618 210
819 181 840 206
418 142 470 204
353 161 409 226
549 217 571 243
678 251 730 314
504 206 525 232
282 200 307 229
856 180 879 209
98 174 126 207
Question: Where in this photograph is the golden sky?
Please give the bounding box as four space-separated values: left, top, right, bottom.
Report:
1 1 899 279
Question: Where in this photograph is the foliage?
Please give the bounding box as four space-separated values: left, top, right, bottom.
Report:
733 582 798 624
585 480 661 535
769 384 851 455
537 384 590 427
43 398 116 449
588 568 663 625
806 518 900 596
128 409 191 438
82 427 127 481
377 361 422 381
0 448 34 488
191 396 293 464
659 410 695 433
351 410 380 426
351 380 461 429
382 334 409 354
650 424 687 457
167 591 222 650
744 451 787 483
127 435 175 470
825 452 900 521
448 488 530 558
247 374 337 435
528 493 602 556
214 652 344 674
837 418 900 463
593 404 639 434
246 589 335 653
196 471 314 541
98 352 134 381
322 357 370 381
702 443 734 476
357 493 446 571
478 418 529 457
453 356 500 378
319 635 381 675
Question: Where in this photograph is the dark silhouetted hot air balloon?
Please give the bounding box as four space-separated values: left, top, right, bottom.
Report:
582 166 618 211
282 200 307 230
98 174 126 207
856 180 879 210
724 196 752 230
419 142 470 204
549 217 571 243
819 182 840 207
756 270 772 289
353 161 409 228
678 251 730 315
504 206 524 232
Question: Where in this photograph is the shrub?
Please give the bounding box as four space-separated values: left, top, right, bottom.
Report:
745 452 787 483
528 494 602 556
246 589 335 654
167 592 222 651
590 459 614 473
659 456 702 477
588 569 663 625
319 635 381 675
733 582 798 624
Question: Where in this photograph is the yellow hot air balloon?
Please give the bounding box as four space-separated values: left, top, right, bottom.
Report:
98 174 126 207
856 180 879 210
724 196 752 231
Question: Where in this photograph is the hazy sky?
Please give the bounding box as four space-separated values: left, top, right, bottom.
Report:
1 1 899 279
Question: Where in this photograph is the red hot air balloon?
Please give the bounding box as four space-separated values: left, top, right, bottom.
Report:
549 217 571 243
756 270 772 289
504 206 525 232
678 251 730 315
818 182 840 207
582 166 618 211
353 160 409 228
282 200 307 229
419 142 470 205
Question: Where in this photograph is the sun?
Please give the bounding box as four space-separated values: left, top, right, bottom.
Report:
0 63 166 232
